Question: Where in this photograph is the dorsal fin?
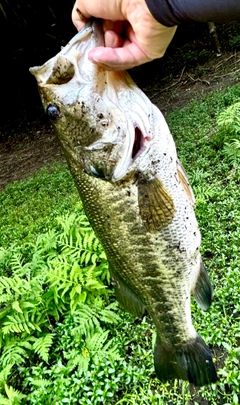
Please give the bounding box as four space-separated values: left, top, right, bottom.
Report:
177 159 195 206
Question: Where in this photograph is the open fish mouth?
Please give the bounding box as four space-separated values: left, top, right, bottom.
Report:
85 119 151 183
132 127 145 160
111 113 153 182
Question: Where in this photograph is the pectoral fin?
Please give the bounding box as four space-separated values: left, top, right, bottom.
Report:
110 266 145 318
138 176 176 233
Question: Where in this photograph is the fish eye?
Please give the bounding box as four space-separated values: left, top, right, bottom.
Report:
46 104 61 120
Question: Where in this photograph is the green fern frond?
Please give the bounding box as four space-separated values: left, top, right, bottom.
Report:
57 212 79 237
0 295 11 306
1 384 26 404
70 301 121 340
35 230 58 253
32 334 54 362
99 302 121 325
217 102 240 136
85 330 109 353
25 252 48 276
8 253 24 274
1 344 28 368
60 245 80 261
69 261 82 283
0 277 20 296
30 379 51 388
0 394 9 405
0 248 13 276
2 312 41 335
71 305 101 338
223 139 240 165
66 350 90 373
83 231 96 251
0 365 12 386
11 302 22 314
0 275 31 299
85 331 121 364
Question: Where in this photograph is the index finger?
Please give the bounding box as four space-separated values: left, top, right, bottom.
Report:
72 5 91 31
88 41 151 71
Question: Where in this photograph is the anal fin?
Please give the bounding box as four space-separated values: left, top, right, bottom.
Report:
154 334 218 387
193 259 213 311
138 176 176 233
110 266 145 318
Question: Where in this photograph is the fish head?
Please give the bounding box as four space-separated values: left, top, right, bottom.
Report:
30 20 155 182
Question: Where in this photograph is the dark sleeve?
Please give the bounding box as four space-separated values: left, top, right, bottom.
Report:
145 0 240 26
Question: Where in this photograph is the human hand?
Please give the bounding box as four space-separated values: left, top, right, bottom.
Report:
71 0 177 70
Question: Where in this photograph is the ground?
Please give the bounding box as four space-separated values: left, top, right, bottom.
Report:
0 21 239 189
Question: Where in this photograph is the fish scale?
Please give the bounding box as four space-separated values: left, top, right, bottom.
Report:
30 19 218 386
74 169 197 343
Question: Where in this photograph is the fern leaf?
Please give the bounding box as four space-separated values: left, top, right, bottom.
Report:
99 303 121 325
71 305 101 338
67 351 90 373
11 301 22 314
9 253 24 273
4 384 26 402
85 279 106 290
85 330 109 353
30 379 51 388
36 230 58 253
0 278 15 295
69 261 81 283
32 334 54 362
84 330 121 364
1 345 28 367
0 295 11 305
2 313 41 335
0 395 9 404
223 139 240 165
0 275 29 296
0 365 12 385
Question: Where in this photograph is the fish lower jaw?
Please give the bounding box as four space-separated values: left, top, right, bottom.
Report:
111 157 133 182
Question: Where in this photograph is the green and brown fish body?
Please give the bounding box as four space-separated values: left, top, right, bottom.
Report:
30 20 217 386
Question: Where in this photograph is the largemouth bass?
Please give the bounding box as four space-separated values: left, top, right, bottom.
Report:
30 20 217 386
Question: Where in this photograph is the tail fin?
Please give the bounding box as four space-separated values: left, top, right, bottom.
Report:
154 334 217 387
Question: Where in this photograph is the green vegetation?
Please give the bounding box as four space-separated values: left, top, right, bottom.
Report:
0 84 239 404
0 165 78 247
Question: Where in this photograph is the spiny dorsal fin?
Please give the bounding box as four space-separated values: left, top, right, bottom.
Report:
192 259 213 311
138 176 176 233
177 159 195 206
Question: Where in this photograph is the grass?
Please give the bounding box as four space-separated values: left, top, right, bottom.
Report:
0 164 78 248
0 83 240 404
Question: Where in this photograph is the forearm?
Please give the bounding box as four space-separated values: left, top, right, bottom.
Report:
145 0 240 26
